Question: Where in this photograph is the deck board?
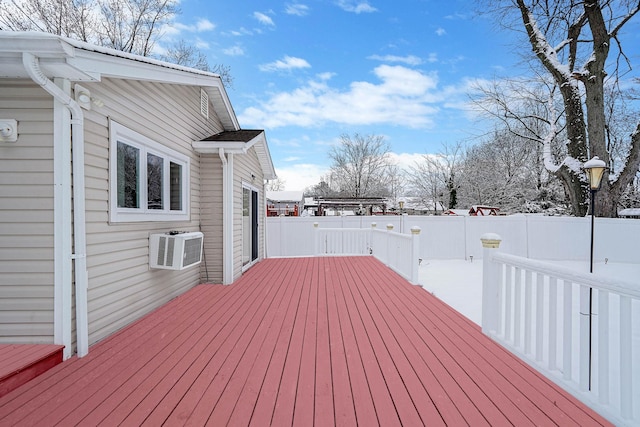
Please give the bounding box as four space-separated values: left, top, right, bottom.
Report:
0 257 612 426
0 344 64 399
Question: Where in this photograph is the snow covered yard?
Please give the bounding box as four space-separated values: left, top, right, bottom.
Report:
419 259 640 326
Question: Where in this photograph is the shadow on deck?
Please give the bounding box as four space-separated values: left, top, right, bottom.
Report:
0 257 611 426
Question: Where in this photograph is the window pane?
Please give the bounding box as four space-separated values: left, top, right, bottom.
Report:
117 141 139 208
170 162 182 211
147 153 163 210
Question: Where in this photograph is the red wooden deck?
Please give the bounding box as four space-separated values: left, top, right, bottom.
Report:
0 344 64 398
0 257 611 426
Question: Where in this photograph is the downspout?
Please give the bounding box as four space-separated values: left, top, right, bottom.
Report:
23 52 90 357
219 148 234 284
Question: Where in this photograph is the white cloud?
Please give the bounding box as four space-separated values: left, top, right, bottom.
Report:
285 3 310 16
223 45 245 56
427 53 438 63
275 163 329 191
225 27 253 37
166 19 215 35
196 19 215 32
336 0 377 14
317 72 336 81
388 152 431 170
436 27 446 36
259 56 311 72
368 54 423 66
194 38 209 49
239 64 441 129
253 11 275 26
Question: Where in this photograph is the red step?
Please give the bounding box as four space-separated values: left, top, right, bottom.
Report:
0 344 65 398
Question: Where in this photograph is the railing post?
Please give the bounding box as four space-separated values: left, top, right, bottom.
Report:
481 233 502 335
410 226 421 285
369 222 377 255
313 222 319 256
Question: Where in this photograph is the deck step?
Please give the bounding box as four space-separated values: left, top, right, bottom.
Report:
0 344 64 398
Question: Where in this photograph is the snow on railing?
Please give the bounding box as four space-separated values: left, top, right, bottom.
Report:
313 222 421 284
481 234 639 427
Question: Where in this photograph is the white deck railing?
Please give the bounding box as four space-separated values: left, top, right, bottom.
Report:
313 222 421 284
481 234 639 427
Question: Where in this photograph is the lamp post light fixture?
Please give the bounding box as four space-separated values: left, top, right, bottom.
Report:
582 155 607 392
584 156 607 273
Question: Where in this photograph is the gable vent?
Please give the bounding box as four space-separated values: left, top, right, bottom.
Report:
200 89 209 118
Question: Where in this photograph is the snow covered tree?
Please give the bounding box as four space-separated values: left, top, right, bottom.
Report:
481 0 640 217
328 133 393 197
385 164 407 208
305 178 335 198
407 155 445 211
266 177 286 191
457 129 565 213
0 0 232 84
407 142 464 210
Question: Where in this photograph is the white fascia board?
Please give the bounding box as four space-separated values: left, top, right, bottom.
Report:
203 85 240 131
0 32 76 57
193 140 247 154
0 32 239 129
253 135 277 180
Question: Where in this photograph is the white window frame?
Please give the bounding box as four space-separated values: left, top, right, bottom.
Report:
109 121 190 223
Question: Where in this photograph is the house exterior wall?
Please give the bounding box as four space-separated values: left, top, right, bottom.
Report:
0 80 56 343
0 74 231 349
199 154 224 283
233 147 266 281
80 78 224 345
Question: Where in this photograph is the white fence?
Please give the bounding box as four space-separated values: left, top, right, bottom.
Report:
312 223 421 284
267 215 639 426
481 236 640 427
267 214 640 263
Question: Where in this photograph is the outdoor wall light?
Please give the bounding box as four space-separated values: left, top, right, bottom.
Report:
0 119 18 142
74 84 92 110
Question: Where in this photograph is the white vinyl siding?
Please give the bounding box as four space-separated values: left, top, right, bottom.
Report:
0 81 55 343
81 78 222 345
199 155 224 283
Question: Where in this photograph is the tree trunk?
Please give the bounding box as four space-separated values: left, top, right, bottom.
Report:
516 0 590 216
557 83 589 216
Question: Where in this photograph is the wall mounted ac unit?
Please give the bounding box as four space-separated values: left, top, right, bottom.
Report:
149 231 204 270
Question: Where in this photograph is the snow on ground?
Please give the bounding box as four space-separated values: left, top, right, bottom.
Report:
419 259 640 326
419 259 484 324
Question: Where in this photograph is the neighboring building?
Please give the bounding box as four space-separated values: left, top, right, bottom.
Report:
444 209 470 216
0 32 276 359
618 208 640 219
468 205 501 216
314 197 388 216
398 197 445 215
266 190 304 216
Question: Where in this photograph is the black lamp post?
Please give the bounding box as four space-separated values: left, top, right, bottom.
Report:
583 155 607 391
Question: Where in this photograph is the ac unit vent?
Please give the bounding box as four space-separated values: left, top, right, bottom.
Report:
149 231 204 270
200 89 209 119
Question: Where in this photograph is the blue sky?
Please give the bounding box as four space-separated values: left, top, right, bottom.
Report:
162 1 548 190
